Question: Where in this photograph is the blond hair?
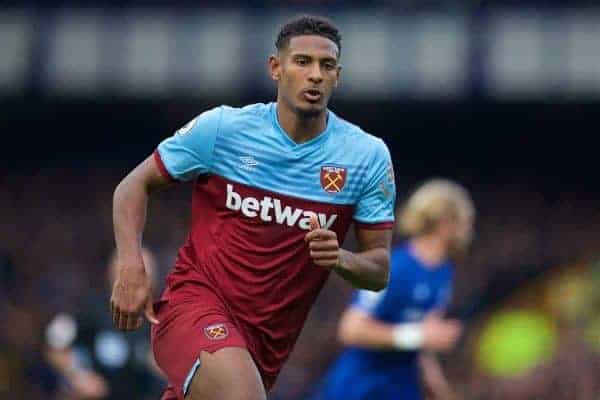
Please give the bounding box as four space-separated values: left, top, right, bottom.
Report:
398 179 474 237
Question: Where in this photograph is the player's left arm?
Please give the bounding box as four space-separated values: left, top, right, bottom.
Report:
419 353 460 400
305 217 391 291
336 226 392 290
337 137 396 291
306 137 395 290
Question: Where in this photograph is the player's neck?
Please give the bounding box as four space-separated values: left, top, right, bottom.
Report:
276 100 328 144
409 236 448 269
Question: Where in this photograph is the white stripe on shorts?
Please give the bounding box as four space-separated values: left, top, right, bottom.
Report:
182 358 202 396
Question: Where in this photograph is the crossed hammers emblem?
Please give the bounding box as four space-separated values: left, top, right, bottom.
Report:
324 172 343 192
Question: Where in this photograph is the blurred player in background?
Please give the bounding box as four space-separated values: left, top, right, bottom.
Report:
109 15 396 400
316 179 475 400
45 248 164 399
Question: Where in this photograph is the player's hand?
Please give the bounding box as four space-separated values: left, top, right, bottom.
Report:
70 369 110 399
304 215 340 269
422 312 462 353
110 256 159 331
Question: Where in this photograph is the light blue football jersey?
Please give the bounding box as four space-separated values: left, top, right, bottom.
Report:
153 102 396 382
156 102 396 227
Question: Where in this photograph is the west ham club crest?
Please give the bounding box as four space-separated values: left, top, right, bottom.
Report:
204 323 229 340
320 166 347 194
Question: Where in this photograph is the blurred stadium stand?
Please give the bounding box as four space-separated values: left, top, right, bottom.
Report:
2 2 600 400
1 7 600 99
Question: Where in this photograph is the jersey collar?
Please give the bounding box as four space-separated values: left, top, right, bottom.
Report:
270 102 334 152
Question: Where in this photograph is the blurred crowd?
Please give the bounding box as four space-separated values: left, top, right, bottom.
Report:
453 327 600 400
2 167 600 399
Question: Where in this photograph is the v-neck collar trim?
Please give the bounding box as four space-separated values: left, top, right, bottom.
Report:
271 102 334 150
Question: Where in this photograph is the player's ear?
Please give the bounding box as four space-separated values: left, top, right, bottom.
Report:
333 65 342 88
269 54 282 81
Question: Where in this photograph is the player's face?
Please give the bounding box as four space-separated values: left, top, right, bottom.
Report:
434 214 474 256
270 35 341 117
450 214 474 253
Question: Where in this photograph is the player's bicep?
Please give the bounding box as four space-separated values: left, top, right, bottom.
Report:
350 286 388 315
352 227 392 290
355 227 393 252
118 154 174 196
140 153 174 192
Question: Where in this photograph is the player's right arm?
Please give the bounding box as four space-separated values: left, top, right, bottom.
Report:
337 308 462 352
111 155 172 331
111 107 223 331
44 314 109 398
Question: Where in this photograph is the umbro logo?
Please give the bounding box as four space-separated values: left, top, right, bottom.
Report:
240 156 258 170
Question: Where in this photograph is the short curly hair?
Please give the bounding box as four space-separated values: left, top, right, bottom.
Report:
275 15 342 56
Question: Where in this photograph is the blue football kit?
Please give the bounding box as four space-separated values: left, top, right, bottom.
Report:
316 243 453 400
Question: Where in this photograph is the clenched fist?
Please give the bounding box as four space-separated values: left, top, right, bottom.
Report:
304 215 340 269
110 256 159 331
